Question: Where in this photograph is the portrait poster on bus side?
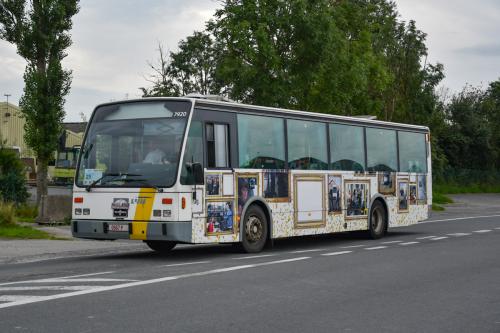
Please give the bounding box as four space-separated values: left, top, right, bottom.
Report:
263 170 289 202
378 172 396 195
398 180 409 212
237 175 258 218
206 201 234 235
328 175 342 214
409 184 417 205
206 174 221 196
345 181 369 217
417 175 427 204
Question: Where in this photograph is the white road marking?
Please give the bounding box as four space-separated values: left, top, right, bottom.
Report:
0 257 311 309
0 296 47 302
290 249 326 254
417 236 437 240
495 227 500 230
253 257 311 266
399 242 419 246
24 278 138 283
58 272 116 279
430 237 448 241
0 271 116 286
380 240 403 244
160 261 211 267
364 246 387 250
321 251 352 256
446 233 472 237
422 214 500 224
0 286 101 291
473 230 492 233
341 245 365 249
232 254 276 260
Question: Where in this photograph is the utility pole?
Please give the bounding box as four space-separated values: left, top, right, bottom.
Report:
4 94 11 110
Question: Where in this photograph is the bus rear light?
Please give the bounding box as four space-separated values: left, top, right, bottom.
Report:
163 210 171 217
162 198 173 205
74 208 82 215
181 197 186 209
74 197 83 204
83 208 90 215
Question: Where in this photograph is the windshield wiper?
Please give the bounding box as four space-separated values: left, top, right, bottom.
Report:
119 178 164 192
85 173 142 192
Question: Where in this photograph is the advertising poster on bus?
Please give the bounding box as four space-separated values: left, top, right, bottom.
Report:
346 182 368 217
328 175 342 214
237 175 258 217
263 170 289 202
206 201 234 234
398 180 409 211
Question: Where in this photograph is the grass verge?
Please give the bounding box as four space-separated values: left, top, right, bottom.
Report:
0 224 56 239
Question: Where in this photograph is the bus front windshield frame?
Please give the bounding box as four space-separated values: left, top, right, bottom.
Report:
76 100 191 189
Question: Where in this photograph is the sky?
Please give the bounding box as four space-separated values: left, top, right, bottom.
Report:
0 0 499 122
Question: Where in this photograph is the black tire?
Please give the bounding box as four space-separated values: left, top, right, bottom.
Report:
241 205 268 253
367 200 387 239
145 240 177 253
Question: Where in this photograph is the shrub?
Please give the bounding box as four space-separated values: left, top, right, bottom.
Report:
0 149 29 204
0 202 17 226
15 204 38 218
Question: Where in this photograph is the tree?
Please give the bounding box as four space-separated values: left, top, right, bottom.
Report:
140 42 178 97
141 32 220 97
0 0 79 206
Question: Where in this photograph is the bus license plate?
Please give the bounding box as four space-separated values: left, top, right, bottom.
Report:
109 224 128 232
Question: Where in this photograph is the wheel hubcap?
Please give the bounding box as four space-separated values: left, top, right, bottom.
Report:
246 215 263 243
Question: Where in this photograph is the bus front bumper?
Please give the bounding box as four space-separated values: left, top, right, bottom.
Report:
71 220 192 243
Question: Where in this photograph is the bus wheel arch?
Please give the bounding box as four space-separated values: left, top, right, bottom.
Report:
239 198 272 253
368 195 389 239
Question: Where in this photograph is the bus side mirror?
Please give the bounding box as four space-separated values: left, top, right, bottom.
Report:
187 162 204 185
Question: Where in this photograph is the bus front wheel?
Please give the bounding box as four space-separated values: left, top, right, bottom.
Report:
241 205 268 253
145 240 177 253
368 200 386 239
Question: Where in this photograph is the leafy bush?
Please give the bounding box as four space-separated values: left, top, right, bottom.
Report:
0 149 29 204
0 202 17 226
15 204 38 218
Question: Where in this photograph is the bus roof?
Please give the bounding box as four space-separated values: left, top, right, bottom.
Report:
93 97 430 132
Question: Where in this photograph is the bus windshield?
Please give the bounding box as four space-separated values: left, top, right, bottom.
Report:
76 100 191 189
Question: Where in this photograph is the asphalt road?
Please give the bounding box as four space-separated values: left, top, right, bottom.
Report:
0 195 499 333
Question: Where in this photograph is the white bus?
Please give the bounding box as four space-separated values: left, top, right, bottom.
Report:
72 97 431 253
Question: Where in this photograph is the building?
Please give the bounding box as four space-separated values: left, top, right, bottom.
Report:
0 102 32 157
0 101 87 183
0 102 86 155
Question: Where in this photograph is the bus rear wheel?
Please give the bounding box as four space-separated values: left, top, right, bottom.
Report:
145 240 177 253
241 205 268 253
368 200 386 239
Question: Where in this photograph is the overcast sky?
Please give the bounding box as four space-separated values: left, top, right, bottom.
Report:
1 0 499 122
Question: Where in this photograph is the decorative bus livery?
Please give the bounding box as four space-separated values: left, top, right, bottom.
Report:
72 97 431 253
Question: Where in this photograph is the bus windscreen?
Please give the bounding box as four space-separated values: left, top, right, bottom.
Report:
76 101 191 189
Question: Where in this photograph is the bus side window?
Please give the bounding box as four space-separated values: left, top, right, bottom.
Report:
181 121 204 185
206 123 229 168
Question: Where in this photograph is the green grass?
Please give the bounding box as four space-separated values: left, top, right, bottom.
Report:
432 204 445 211
16 216 36 223
433 192 454 205
0 224 55 239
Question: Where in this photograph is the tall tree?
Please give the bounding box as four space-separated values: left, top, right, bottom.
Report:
141 32 220 97
0 0 79 205
140 42 178 97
